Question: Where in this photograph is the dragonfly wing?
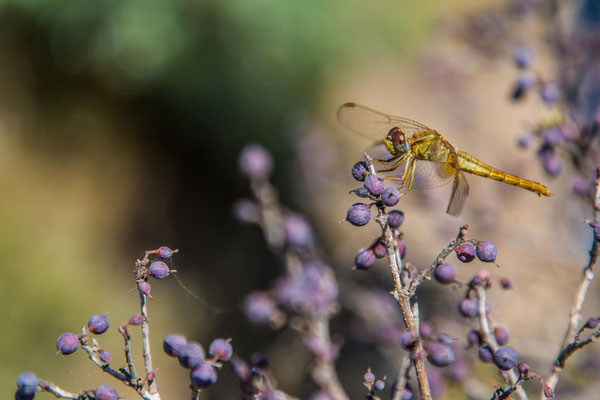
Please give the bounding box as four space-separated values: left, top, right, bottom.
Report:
411 160 456 189
446 172 470 216
337 103 432 140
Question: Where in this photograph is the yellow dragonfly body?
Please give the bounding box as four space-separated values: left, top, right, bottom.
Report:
338 102 551 215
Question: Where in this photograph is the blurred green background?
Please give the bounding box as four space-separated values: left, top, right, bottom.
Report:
3 0 598 399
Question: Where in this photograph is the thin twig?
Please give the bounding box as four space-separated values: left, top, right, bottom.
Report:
119 325 138 381
544 166 600 395
38 379 83 399
474 287 527 400
140 292 160 398
391 355 412 400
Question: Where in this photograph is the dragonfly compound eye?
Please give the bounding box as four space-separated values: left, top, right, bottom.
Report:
389 128 405 145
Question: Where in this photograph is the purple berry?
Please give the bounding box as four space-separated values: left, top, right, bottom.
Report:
499 277 513 289
350 187 370 198
352 161 368 181
129 314 143 326
99 350 111 363
88 314 109 335
513 47 533 69
244 292 276 324
399 332 418 351
148 261 170 279
438 333 452 344
543 154 562 176
540 82 560 104
494 326 510 346
374 380 385 391
16 372 38 396
387 210 404 228
363 371 375 383
434 263 457 284
190 363 217 388
209 338 233 361
371 239 387 258
476 241 497 262
458 298 478 318
56 332 78 355
381 187 400 206
517 133 532 149
178 342 206 369
494 346 518 370
456 244 475 263
232 198 258 223
355 248 376 270
542 128 562 146
163 334 187 357
573 178 590 196
284 215 313 247
478 345 493 363
425 342 455 367
158 246 174 259
364 175 385 196
138 281 151 297
346 203 371 226
396 239 407 259
15 390 34 400
511 72 536 100
467 330 482 347
399 383 413 400
239 144 273 178
420 323 433 337
95 384 118 400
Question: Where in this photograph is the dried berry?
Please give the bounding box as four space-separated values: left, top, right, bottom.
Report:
157 246 174 259
476 241 497 262
456 244 476 263
364 175 385 196
149 261 170 279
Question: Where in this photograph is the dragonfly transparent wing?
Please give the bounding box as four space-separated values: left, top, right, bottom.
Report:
374 154 456 190
337 103 432 140
446 172 470 216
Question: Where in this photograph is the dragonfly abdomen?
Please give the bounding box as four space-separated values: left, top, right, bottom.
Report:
457 151 551 197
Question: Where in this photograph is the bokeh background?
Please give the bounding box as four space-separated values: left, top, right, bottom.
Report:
4 0 600 399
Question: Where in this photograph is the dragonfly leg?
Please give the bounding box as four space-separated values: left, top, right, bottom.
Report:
374 156 400 170
377 153 408 173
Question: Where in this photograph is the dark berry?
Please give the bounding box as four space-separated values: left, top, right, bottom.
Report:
95 384 118 400
243 292 276 324
371 239 387 258
476 241 497 262
148 261 170 279
425 342 454 367
178 342 206 369
387 210 404 228
494 326 510 346
138 281 152 297
513 47 533 69
88 314 109 335
467 330 482 347
129 314 143 326
99 350 111 363
374 380 385 391
56 332 78 355
585 317 599 329
350 187 370 198
346 203 371 226
15 390 34 400
239 144 273 178
381 187 400 206
433 263 457 284
232 198 258 223
540 82 560 104
158 246 174 259
456 244 476 263
163 334 187 358
399 332 418 351
355 248 376 270
511 72 536 100
458 298 478 318
363 371 375 383
16 372 38 396
364 175 385 196
352 161 368 181
190 363 217 388
493 346 518 370
209 338 233 361
499 277 513 289
478 345 493 363
284 215 313 247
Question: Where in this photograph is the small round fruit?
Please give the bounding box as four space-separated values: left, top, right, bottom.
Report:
425 342 454 367
493 346 518 371
149 261 170 279
99 350 112 363
158 246 174 259
164 334 187 358
56 332 79 355
209 338 233 361
478 346 493 363
458 298 478 318
352 161 368 182
239 144 273 178
399 332 418 351
355 248 376 270
381 187 400 206
88 314 109 334
346 203 371 226
476 241 497 262
178 342 206 369
387 210 404 228
16 372 38 396
95 384 119 400
191 363 217 388
363 371 375 383
456 244 476 263
494 326 510 346
364 175 385 196
433 263 457 284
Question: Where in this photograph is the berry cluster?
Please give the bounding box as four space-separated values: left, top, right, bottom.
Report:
347 161 406 270
362 368 386 399
163 334 232 390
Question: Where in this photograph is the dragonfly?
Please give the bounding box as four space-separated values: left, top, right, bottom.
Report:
338 102 551 215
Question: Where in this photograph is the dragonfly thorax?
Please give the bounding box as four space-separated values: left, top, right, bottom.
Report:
384 127 409 155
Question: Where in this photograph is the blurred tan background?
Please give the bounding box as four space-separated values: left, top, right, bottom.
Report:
3 0 598 399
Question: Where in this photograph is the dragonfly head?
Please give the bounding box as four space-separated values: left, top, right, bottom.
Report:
384 127 409 155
